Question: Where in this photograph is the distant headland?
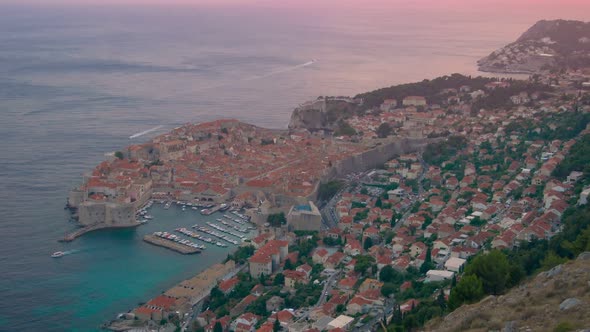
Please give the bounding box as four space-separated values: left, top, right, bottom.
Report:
478 19 590 74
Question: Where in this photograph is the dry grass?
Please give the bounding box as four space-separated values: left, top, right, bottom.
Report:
428 257 590 332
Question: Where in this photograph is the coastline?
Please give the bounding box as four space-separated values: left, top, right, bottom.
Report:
477 65 537 75
105 258 240 331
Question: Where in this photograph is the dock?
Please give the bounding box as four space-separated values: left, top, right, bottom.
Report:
59 223 140 242
143 234 201 254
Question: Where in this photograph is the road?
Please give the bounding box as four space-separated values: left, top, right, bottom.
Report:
320 188 346 230
392 155 428 232
350 298 395 332
317 270 341 305
294 270 341 323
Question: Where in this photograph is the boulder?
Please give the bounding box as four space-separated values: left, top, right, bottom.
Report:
544 264 563 278
503 320 518 332
559 298 581 311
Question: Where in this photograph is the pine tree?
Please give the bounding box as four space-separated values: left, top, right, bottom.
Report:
419 247 433 274
363 237 374 250
437 289 447 311
273 318 281 332
284 258 293 270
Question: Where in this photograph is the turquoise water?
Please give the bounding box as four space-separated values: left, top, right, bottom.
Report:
4 204 254 332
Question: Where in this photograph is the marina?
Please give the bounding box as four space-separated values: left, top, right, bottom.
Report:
129 202 257 254
191 225 240 245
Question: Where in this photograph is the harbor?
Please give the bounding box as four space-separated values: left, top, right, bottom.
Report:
132 199 257 254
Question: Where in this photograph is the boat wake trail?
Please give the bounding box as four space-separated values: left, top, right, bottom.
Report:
243 59 317 81
129 125 164 139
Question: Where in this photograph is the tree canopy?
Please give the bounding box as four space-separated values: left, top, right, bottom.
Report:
376 123 393 138
267 213 287 227
465 250 510 295
448 275 484 310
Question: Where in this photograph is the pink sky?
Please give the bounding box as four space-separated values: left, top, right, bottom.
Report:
10 0 590 7
5 0 589 21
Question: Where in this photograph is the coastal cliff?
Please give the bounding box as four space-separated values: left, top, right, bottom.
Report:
478 20 590 74
288 96 361 133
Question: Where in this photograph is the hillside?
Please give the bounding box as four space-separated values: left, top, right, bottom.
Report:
287 74 498 133
478 20 590 74
426 253 590 332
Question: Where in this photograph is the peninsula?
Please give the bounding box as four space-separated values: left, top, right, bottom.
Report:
478 19 590 74
65 105 431 239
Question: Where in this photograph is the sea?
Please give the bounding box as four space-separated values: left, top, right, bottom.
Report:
0 2 587 331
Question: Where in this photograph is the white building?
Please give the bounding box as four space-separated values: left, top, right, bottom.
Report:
444 257 466 272
426 270 455 282
327 315 354 330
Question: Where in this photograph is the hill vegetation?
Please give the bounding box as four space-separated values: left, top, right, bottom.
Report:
355 74 494 109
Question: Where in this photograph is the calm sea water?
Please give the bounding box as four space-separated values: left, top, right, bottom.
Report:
0 3 587 331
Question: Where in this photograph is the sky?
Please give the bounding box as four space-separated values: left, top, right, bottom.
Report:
0 0 588 27
5 0 590 8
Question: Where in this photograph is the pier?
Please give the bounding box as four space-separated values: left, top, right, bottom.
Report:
200 205 222 215
143 234 201 254
59 223 140 242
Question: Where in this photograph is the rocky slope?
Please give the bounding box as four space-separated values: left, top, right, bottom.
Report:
478 20 590 74
427 253 590 332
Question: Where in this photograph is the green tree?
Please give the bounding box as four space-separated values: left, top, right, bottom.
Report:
376 197 383 208
284 258 294 270
436 289 446 310
379 265 404 284
465 250 510 295
448 275 484 310
419 247 434 274
354 255 376 275
273 318 281 332
335 120 357 137
363 237 374 250
381 283 396 297
267 213 287 227
274 273 285 286
114 151 124 159
377 123 393 138
213 321 222 332
208 286 226 311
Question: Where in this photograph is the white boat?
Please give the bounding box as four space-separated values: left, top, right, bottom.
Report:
51 251 65 258
144 215 153 220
